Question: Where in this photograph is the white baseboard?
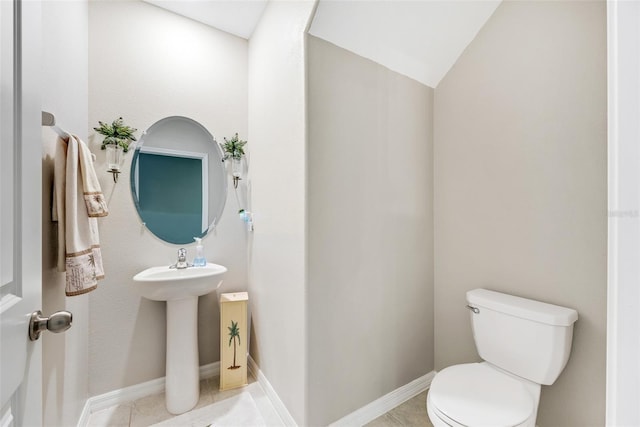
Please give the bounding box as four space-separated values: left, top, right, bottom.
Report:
245 357 431 427
329 371 436 427
247 355 297 427
76 402 91 427
76 361 220 427
78 360 434 427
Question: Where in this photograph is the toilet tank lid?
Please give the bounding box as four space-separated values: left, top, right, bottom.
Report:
467 289 578 326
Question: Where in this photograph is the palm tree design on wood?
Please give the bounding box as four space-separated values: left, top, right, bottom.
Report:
227 320 241 370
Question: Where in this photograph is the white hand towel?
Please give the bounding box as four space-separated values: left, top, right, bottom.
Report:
53 135 108 296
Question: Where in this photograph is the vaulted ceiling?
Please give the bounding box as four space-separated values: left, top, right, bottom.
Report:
144 0 501 88
144 0 268 39
309 1 501 87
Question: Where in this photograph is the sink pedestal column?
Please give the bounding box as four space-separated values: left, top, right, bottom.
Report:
133 265 226 414
165 296 199 414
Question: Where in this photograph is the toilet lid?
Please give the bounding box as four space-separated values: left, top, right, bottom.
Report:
430 363 534 427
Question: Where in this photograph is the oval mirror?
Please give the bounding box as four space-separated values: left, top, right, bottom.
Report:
130 116 227 245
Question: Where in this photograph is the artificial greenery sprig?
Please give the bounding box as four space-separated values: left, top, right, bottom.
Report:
93 117 137 152
221 133 247 161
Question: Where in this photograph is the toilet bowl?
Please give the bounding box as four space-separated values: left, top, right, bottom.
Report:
426 362 539 427
425 289 578 427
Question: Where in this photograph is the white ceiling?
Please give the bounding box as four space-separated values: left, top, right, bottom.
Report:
146 0 501 88
309 0 501 88
144 0 268 40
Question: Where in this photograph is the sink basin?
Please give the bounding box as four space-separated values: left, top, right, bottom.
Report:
133 263 227 414
133 263 227 301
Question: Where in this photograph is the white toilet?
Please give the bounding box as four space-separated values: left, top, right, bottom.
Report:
427 288 578 427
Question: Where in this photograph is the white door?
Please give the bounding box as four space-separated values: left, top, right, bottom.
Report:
0 1 43 426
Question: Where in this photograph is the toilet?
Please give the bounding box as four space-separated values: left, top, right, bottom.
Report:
426 288 578 427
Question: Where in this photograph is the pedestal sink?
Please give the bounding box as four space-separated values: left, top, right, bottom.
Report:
133 263 227 414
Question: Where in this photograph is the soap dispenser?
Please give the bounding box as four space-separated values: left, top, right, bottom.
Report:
193 237 207 267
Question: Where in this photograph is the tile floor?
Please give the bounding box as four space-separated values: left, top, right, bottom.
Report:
87 375 433 427
87 374 283 427
366 391 434 427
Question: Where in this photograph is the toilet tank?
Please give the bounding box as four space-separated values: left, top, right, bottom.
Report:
467 288 578 385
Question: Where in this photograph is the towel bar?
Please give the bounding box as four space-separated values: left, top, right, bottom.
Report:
42 111 70 139
42 111 96 162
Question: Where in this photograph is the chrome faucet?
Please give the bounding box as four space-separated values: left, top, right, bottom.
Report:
170 248 191 269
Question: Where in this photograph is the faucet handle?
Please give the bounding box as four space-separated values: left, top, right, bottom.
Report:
169 248 190 269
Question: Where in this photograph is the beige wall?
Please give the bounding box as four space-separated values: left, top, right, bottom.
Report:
433 1 607 426
41 1 90 425
41 2 608 425
88 1 248 396
306 36 434 425
246 1 316 424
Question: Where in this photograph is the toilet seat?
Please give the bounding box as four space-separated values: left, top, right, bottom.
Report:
428 363 535 427
427 394 466 427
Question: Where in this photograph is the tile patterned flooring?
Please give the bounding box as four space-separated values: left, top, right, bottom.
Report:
366 391 434 427
87 375 433 427
87 374 282 427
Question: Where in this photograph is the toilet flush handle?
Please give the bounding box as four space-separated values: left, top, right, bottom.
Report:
466 304 480 314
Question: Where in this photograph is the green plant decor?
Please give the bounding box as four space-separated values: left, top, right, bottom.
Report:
93 117 137 152
221 133 247 161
